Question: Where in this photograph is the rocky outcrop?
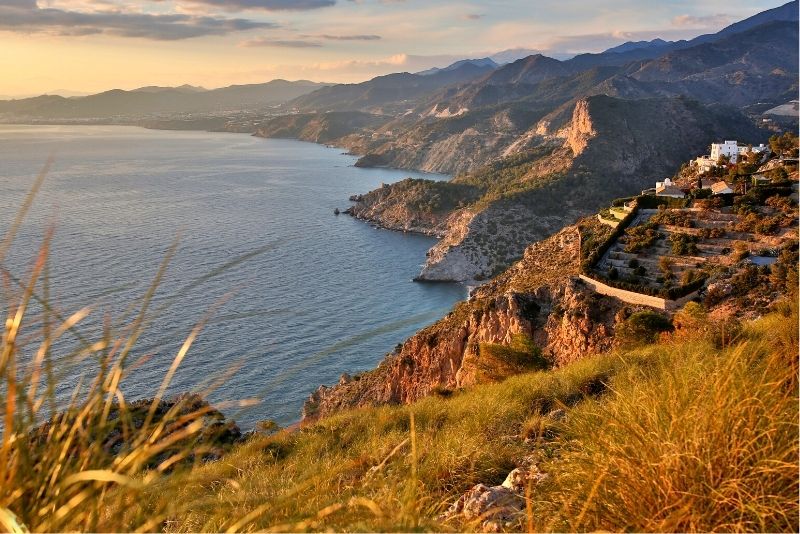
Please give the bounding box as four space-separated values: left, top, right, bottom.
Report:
344 178 481 236
302 226 629 421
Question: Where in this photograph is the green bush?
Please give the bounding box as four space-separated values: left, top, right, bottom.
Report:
624 222 662 253
615 311 674 347
670 232 699 255
650 210 694 228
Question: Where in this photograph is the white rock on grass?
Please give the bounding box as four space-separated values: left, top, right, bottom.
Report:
440 463 549 532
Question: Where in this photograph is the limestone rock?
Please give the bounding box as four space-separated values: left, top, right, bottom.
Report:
441 463 549 532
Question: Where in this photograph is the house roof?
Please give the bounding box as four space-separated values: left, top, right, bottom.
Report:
710 181 733 194
655 185 685 198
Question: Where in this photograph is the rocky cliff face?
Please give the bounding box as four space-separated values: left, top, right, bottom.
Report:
302 225 627 421
411 95 764 282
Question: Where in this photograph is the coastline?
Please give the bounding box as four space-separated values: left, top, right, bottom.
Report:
0 123 468 428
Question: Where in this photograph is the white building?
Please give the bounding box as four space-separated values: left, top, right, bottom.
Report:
656 185 685 198
710 181 733 195
655 177 674 189
655 178 685 198
738 143 768 159
694 155 716 172
710 140 740 163
708 140 768 164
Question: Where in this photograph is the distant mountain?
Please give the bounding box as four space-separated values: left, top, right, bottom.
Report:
691 0 798 44
479 54 569 85
410 4 798 116
417 58 498 76
490 48 573 63
284 61 497 114
603 38 672 55
132 84 207 94
617 20 799 106
268 16 792 186
573 0 798 69
0 79 330 119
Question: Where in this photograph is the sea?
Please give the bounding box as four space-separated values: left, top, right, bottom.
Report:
0 124 466 428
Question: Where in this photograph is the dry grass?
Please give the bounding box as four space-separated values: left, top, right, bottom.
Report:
117 305 798 533
540 311 799 531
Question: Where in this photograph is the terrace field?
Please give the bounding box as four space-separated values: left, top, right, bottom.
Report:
590 185 798 297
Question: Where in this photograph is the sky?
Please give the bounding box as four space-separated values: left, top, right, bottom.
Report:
0 0 786 97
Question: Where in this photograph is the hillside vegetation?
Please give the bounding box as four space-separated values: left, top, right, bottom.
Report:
6 301 785 532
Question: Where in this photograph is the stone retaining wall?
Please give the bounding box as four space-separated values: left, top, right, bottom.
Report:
597 213 621 227
578 274 699 311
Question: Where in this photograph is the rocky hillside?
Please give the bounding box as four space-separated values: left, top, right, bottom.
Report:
303 221 628 420
344 178 482 236
306 173 800 421
253 111 389 148
351 95 764 283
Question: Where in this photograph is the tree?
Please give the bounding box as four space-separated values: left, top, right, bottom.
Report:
615 310 674 347
659 256 675 280
768 132 799 158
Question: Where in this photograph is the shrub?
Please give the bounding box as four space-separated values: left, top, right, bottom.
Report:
650 210 694 228
731 265 762 297
699 227 725 239
659 256 675 279
754 216 783 236
669 232 699 255
694 197 724 210
680 269 701 286
615 311 674 347
732 241 750 262
477 334 550 382
624 223 662 253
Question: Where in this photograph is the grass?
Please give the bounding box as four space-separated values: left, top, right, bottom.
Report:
104 303 797 532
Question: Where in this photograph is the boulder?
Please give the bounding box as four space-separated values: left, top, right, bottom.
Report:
440 462 549 531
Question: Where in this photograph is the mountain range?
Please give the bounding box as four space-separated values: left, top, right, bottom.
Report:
0 79 329 118
1 1 797 282
250 1 797 282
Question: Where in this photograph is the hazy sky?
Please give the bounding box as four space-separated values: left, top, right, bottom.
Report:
0 0 785 96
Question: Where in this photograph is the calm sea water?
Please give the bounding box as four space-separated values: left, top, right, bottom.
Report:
0 125 465 427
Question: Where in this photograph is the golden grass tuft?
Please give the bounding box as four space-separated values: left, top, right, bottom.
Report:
0 162 244 532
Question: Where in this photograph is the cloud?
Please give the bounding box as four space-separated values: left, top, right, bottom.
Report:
671 13 731 28
463 13 483 20
310 53 408 71
240 37 322 47
0 1 278 39
317 33 380 40
171 0 336 11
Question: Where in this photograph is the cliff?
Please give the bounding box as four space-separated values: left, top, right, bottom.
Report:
303 223 627 420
